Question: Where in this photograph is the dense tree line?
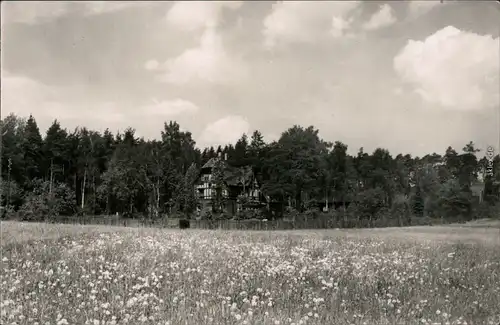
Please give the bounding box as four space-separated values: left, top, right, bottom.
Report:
1 113 499 226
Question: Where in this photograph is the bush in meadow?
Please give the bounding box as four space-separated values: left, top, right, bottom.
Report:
179 219 190 229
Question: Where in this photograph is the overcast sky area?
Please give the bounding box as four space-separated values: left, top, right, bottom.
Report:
1 1 499 156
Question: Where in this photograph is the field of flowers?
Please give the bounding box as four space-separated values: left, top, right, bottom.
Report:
1 221 500 325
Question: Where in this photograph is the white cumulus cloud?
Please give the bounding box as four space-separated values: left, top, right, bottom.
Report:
81 1 150 16
1 72 59 117
199 115 250 147
394 26 499 111
407 1 442 19
166 1 242 31
155 1 246 86
362 4 396 31
158 27 247 85
1 71 125 128
262 1 361 47
144 60 160 71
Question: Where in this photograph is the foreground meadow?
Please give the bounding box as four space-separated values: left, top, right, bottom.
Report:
1 222 499 325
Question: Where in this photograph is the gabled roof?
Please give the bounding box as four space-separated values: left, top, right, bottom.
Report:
202 158 218 169
200 157 255 187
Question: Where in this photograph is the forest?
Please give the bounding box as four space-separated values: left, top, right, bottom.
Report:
1 113 499 227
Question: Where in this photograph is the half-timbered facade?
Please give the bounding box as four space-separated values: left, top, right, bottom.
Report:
196 158 228 201
196 154 265 215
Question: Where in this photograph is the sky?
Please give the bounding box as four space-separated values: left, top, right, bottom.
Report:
1 1 499 156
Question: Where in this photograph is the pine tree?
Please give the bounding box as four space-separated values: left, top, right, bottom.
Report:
43 120 68 189
23 115 43 187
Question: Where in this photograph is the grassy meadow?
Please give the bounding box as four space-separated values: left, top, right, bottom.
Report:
1 221 499 325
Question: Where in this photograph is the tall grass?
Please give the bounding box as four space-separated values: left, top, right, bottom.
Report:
1 222 499 325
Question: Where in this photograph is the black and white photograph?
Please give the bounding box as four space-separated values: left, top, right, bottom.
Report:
1 1 499 324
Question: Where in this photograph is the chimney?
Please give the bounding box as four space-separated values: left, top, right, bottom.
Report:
224 153 228 161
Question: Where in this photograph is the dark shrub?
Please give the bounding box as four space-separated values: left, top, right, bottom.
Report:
179 219 190 229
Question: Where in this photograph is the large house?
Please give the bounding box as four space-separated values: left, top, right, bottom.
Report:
196 153 265 216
